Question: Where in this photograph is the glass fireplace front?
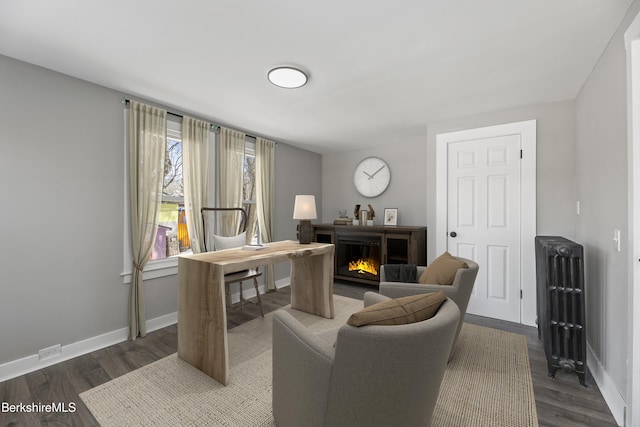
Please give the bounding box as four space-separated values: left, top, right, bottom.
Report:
336 234 381 282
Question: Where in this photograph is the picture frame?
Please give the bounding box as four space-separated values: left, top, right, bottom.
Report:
383 208 398 226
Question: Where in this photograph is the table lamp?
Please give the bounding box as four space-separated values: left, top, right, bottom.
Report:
293 195 317 244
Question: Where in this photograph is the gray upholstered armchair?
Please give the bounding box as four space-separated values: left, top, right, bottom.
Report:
272 294 460 427
379 256 479 361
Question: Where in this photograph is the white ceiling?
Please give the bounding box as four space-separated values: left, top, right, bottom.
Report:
0 1 633 154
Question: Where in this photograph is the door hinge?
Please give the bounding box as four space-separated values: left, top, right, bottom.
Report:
520 149 523 159
520 290 523 299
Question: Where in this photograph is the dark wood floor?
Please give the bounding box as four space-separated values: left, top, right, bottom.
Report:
0 282 619 426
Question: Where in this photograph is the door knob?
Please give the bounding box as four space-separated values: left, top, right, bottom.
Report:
449 231 457 238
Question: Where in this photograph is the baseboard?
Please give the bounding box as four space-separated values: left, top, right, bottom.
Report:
0 310 184 383
0 316 181 384
227 278 290 302
587 343 626 426
0 326 129 383
146 311 178 333
0 281 290 383
275 277 290 289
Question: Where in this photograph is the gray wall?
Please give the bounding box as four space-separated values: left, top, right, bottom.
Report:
425 100 578 262
321 101 577 264
322 139 428 228
575 0 640 405
273 142 323 280
323 101 576 265
0 55 131 363
0 54 322 365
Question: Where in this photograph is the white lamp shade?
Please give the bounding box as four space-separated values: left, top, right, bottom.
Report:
293 195 317 220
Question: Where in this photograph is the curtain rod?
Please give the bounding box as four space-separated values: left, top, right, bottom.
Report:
122 98 271 143
122 98 219 132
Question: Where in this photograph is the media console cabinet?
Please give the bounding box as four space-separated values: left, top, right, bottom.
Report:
314 224 427 286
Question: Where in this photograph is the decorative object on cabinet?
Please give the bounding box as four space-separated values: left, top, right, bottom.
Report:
353 156 391 197
384 208 398 226
367 204 376 220
359 209 369 226
334 209 352 225
293 195 317 244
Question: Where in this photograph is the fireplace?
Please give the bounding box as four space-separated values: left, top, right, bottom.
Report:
336 234 381 283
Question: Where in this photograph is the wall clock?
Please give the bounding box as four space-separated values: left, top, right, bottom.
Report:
353 156 391 197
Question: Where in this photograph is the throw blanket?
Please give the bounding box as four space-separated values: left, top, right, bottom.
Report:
384 264 417 282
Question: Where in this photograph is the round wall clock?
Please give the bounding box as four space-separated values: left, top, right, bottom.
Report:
353 156 391 197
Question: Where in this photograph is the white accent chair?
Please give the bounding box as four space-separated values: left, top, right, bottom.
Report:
201 207 263 317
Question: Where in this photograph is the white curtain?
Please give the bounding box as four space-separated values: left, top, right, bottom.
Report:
219 127 245 234
128 101 167 340
183 116 210 254
256 137 276 291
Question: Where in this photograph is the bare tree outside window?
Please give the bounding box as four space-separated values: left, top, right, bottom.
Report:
164 138 183 197
243 146 258 243
150 133 190 260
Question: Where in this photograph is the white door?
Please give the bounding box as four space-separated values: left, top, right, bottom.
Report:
447 135 522 322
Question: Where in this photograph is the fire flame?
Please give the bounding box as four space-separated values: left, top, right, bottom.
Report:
348 258 378 276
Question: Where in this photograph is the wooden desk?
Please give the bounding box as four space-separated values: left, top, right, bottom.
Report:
177 240 335 385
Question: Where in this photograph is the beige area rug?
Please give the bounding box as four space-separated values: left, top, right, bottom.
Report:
80 295 537 426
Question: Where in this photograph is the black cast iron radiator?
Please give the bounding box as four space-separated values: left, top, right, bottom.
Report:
535 236 587 386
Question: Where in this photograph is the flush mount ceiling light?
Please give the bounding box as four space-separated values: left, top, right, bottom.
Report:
268 66 308 88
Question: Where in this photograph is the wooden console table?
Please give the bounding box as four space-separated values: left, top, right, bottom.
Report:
178 240 335 385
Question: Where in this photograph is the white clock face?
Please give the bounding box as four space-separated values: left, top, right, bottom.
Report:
353 157 391 197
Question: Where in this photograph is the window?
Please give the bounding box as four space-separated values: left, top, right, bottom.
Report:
123 113 217 283
150 120 192 260
149 133 258 258
122 108 274 285
243 140 258 243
